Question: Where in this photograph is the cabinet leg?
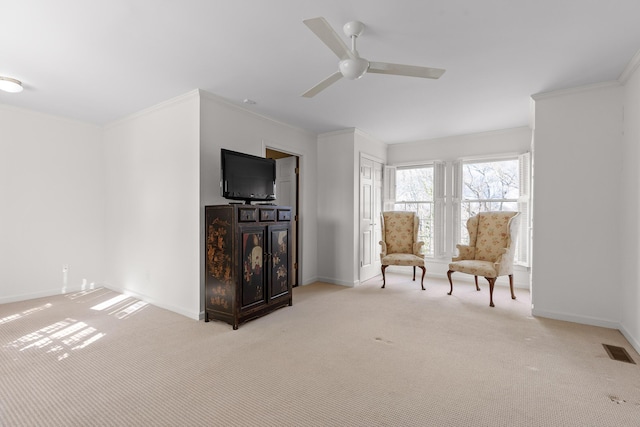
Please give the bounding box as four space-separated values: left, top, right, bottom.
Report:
204 312 209 322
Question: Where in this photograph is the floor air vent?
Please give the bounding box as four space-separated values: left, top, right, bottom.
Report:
602 344 636 364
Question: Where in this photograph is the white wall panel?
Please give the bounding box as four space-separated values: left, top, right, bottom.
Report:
621 65 640 351
103 92 200 319
532 83 623 327
0 106 105 302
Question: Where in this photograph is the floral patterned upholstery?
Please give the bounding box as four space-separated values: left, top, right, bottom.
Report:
379 211 426 289
447 211 520 307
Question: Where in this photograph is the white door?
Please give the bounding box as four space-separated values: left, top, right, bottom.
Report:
360 157 383 282
275 156 298 286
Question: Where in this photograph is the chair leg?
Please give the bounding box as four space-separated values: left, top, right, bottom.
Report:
418 266 426 290
381 265 387 288
509 274 516 300
474 276 480 291
485 277 496 307
446 270 454 295
412 266 416 281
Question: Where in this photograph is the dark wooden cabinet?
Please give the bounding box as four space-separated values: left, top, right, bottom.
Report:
204 204 292 329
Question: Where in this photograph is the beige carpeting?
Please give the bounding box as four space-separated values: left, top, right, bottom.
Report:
1 274 639 426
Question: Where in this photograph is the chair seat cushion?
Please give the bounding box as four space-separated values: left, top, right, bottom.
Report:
448 260 497 278
382 253 425 267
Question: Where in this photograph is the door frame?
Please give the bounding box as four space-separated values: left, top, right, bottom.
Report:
359 153 384 283
264 143 301 288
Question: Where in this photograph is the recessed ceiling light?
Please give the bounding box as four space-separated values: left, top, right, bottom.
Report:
0 76 23 93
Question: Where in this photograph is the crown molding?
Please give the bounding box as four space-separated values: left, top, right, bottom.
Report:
105 89 200 129
531 81 621 101
199 90 315 137
618 48 640 84
317 127 357 139
0 102 102 129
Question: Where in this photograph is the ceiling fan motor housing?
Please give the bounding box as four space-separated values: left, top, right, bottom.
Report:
339 57 369 79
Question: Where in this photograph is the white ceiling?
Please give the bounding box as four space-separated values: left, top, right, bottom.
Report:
2 1 640 143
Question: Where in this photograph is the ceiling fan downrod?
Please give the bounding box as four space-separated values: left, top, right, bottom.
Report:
340 21 368 79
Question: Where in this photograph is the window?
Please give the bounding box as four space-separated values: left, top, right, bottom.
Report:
393 166 434 256
459 158 519 244
388 153 530 266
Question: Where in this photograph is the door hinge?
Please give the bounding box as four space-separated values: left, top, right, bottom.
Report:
294 215 298 221
294 262 298 269
295 167 299 174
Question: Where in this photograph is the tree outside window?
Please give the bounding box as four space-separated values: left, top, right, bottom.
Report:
390 156 527 263
393 166 434 256
460 159 519 245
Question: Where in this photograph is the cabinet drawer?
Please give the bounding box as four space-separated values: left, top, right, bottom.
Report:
277 209 291 221
260 209 276 222
238 208 257 222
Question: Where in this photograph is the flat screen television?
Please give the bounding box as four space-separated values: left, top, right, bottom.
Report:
220 149 276 204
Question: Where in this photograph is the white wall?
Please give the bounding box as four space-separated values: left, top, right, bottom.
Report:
388 127 532 165
531 83 623 328
0 105 105 303
317 128 387 286
199 91 318 296
103 91 201 319
387 127 532 288
317 130 356 285
621 62 640 351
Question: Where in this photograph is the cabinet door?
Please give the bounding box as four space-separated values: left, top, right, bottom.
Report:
239 226 267 309
268 224 290 299
205 207 234 314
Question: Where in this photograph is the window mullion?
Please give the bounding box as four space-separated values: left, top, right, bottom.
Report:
434 161 446 258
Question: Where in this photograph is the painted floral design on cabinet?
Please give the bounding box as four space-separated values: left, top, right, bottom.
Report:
206 214 233 311
242 231 265 306
271 229 289 296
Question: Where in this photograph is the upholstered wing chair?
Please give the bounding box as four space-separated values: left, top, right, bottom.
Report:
379 211 426 290
447 211 520 307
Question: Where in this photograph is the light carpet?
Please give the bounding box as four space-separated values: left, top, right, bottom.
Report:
1 274 639 426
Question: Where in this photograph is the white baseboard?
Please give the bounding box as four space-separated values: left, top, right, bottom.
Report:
619 324 640 356
315 276 358 287
533 308 640 356
103 283 200 321
531 307 620 330
300 276 320 286
0 284 98 305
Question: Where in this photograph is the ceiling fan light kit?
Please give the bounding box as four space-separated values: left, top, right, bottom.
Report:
302 17 445 97
339 57 369 80
0 76 24 93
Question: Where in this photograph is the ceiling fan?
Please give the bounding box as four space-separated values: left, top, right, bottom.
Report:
301 17 445 98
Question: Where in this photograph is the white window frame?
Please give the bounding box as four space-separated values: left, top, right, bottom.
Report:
386 152 531 266
453 153 531 266
392 164 437 257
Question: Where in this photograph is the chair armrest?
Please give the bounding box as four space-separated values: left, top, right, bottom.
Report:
452 244 475 261
379 241 387 257
494 247 517 276
413 241 424 256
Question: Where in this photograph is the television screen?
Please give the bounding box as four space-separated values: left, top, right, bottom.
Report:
221 149 276 203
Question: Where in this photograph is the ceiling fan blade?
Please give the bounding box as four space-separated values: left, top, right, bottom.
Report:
301 71 343 98
303 17 354 60
368 62 446 79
